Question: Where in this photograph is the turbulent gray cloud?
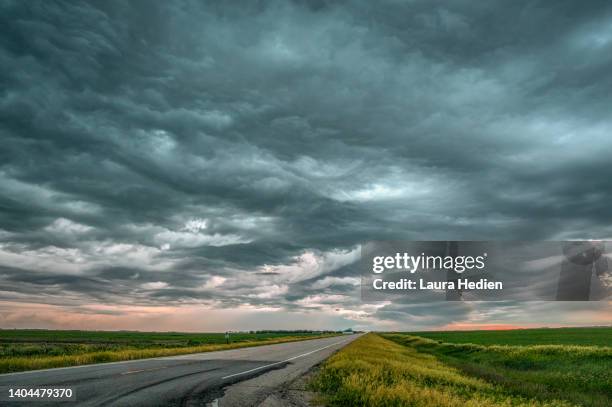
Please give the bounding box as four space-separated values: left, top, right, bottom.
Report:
1 0 611 330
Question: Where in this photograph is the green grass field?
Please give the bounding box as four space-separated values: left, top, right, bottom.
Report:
0 329 336 374
403 327 611 347
312 327 612 407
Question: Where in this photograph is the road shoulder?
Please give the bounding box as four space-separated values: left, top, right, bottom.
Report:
217 336 357 406
258 366 320 407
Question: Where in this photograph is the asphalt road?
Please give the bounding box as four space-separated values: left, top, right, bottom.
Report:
0 334 360 407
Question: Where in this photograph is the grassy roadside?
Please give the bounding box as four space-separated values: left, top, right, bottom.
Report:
311 333 604 406
0 333 338 374
383 333 611 407
401 327 612 347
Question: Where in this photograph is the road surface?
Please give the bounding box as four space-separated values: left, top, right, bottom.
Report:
0 334 360 406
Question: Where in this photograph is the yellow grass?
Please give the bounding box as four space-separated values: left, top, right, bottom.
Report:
312 333 574 407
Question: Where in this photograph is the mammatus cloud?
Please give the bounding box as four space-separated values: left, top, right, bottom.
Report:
1 0 611 330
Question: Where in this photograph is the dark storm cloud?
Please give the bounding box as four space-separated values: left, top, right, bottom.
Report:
1 0 612 327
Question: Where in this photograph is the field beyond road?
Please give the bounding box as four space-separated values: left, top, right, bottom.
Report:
311 327 612 407
0 329 338 374
403 327 612 347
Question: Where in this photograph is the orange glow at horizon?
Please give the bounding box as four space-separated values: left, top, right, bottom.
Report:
0 300 610 332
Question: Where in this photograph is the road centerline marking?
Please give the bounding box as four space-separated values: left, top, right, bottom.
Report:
121 366 168 375
221 338 353 380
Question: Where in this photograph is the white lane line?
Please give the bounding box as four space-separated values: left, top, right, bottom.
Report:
120 366 167 375
221 338 352 380
121 369 147 375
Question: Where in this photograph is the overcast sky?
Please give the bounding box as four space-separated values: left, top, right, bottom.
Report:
0 0 610 331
